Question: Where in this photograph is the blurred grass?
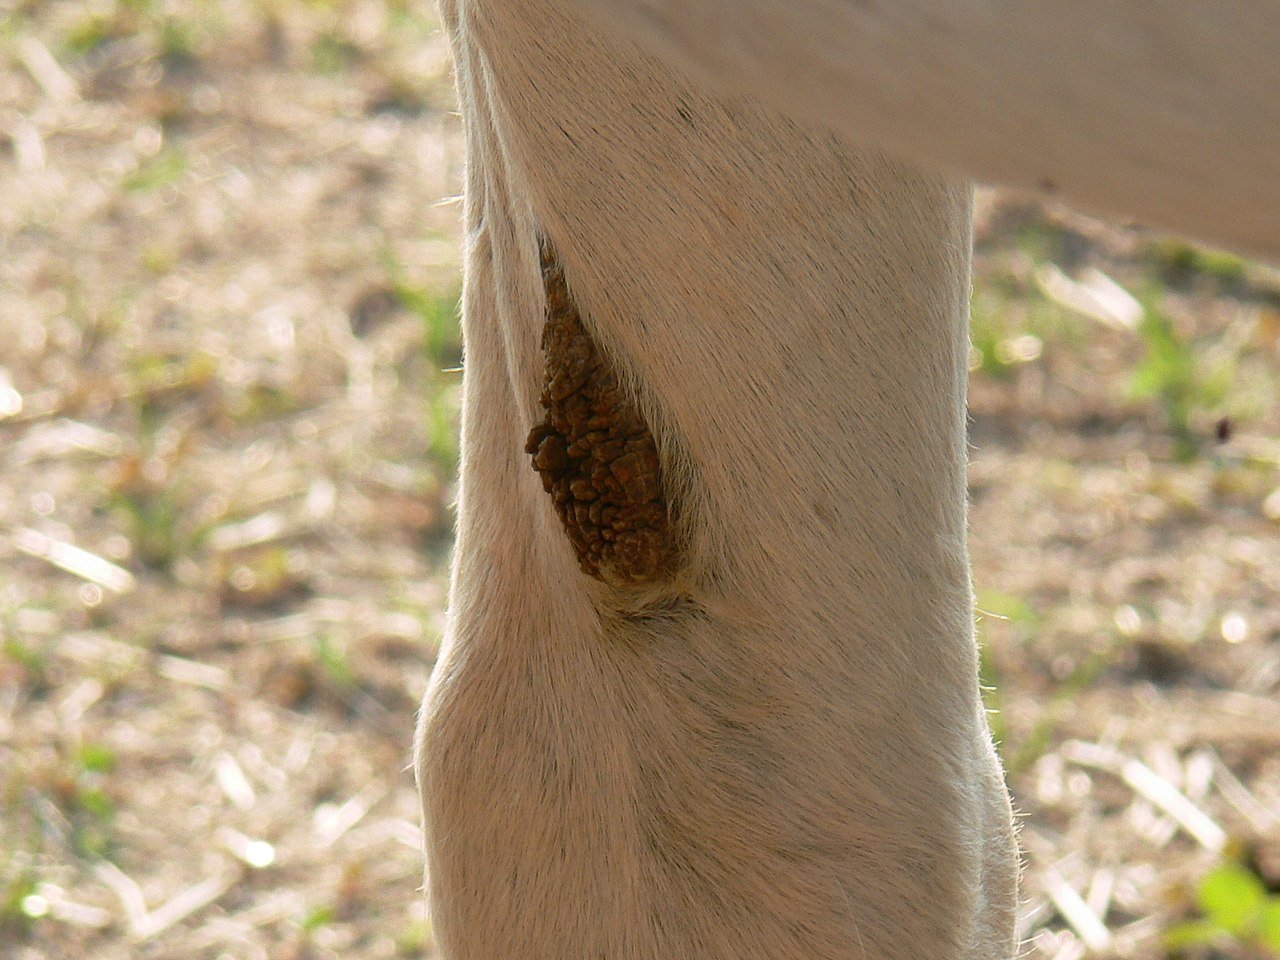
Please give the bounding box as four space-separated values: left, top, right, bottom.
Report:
2 2 457 957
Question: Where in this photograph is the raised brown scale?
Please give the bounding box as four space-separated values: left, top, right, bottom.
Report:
525 239 673 584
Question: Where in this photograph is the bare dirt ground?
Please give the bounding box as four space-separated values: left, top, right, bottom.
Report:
1 3 1278 959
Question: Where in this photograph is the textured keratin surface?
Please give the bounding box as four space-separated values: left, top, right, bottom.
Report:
525 239 673 584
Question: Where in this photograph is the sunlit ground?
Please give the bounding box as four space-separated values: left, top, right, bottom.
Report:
2 3 1279 959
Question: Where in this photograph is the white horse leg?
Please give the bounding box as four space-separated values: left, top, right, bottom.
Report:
416 2 1018 957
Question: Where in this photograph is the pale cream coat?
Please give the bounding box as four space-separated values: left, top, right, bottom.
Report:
415 3 1277 958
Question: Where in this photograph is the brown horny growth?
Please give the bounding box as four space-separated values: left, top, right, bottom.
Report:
525 239 673 584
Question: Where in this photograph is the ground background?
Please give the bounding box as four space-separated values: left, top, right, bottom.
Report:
1 2 1278 958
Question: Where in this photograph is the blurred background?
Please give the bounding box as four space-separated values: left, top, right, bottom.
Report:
0 2 1277 958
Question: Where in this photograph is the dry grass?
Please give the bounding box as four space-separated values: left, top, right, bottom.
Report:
1 3 1278 959
968 200 1280 959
